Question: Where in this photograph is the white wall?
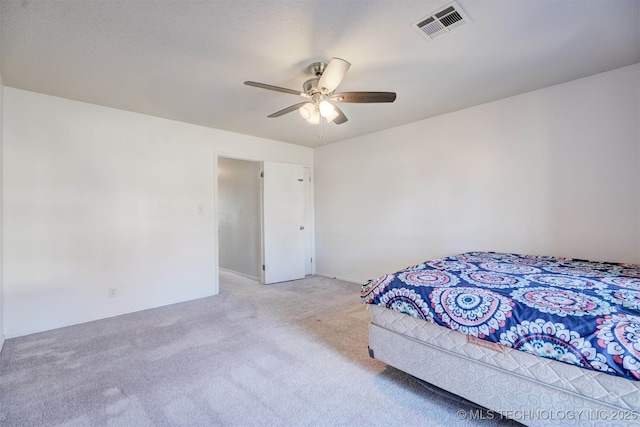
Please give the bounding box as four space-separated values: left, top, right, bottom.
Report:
218 157 261 280
3 88 312 337
315 64 640 283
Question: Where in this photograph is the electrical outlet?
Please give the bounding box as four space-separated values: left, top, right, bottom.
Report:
108 288 117 298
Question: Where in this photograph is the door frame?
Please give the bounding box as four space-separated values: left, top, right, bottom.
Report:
303 167 315 276
213 152 316 287
215 152 265 284
217 155 264 283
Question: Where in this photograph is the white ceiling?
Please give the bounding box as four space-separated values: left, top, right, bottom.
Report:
1 0 639 147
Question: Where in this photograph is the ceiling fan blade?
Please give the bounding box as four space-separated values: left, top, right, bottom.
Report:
267 102 308 118
332 92 397 103
332 105 348 125
318 58 351 93
244 81 306 97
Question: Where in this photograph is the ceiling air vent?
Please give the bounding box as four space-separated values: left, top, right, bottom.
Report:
412 1 472 42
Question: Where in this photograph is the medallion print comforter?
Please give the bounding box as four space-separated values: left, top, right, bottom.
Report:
361 252 640 381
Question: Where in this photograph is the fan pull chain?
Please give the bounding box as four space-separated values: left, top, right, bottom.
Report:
318 112 324 139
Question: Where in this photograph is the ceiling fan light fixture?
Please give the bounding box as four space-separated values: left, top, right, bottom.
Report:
319 100 336 118
298 102 315 120
307 110 320 125
324 108 340 123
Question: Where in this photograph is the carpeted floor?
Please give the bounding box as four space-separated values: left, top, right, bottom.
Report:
0 272 520 426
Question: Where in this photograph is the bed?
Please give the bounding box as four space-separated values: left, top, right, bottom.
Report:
361 252 640 426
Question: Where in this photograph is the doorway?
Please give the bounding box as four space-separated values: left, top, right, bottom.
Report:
218 157 262 282
217 157 312 285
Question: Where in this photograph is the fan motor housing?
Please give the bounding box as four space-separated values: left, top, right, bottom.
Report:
308 62 327 77
303 78 320 95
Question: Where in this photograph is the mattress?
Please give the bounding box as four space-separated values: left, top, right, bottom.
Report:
368 305 640 426
361 251 640 381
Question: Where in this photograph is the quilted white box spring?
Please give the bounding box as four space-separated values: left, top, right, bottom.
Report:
368 305 640 426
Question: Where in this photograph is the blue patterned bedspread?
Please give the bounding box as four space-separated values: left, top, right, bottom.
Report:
361 252 640 381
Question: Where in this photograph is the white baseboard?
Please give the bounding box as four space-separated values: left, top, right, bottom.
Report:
315 272 364 285
219 268 261 283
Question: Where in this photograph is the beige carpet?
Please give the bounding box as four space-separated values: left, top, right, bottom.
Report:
0 271 519 426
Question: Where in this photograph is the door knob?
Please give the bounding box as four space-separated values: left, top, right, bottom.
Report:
300 226 305 230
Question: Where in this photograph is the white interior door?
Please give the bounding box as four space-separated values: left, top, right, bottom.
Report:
262 161 305 284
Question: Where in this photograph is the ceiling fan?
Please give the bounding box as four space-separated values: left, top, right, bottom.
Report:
244 58 396 127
